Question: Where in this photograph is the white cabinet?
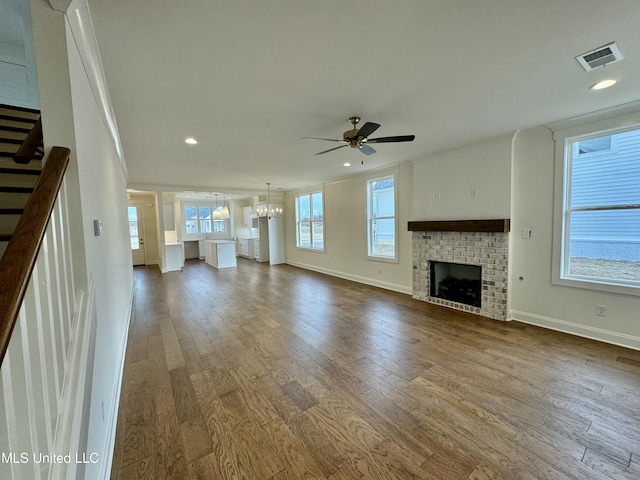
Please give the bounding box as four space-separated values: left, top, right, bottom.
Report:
253 239 260 260
162 203 175 231
242 206 253 228
198 240 207 259
256 216 284 265
165 243 183 271
237 237 257 259
204 240 237 268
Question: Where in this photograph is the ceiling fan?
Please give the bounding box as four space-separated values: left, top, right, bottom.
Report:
303 116 415 156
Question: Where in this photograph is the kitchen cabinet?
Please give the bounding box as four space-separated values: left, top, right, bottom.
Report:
165 243 183 271
198 240 207 259
253 239 261 261
242 206 256 228
257 216 284 264
204 240 237 268
237 237 257 259
162 203 175 231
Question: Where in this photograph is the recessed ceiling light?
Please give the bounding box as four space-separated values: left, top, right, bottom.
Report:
185 137 198 145
343 161 351 167
590 79 617 90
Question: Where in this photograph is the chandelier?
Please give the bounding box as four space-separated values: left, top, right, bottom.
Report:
256 182 282 219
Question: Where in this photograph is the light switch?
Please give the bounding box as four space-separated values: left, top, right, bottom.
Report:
521 228 532 239
94 220 103 236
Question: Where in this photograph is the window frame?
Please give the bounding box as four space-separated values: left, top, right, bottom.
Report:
295 189 325 251
182 201 229 239
366 171 398 262
551 110 640 296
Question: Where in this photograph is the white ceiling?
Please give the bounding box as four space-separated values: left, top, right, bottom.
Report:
87 0 640 196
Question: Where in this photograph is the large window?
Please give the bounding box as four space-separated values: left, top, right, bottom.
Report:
558 126 640 290
296 191 324 250
367 174 397 260
184 204 226 235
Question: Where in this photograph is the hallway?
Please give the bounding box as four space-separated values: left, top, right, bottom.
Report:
110 259 640 479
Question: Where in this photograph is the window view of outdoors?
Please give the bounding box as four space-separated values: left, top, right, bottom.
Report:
567 128 640 285
369 177 395 258
296 192 323 249
128 206 139 249
185 205 225 234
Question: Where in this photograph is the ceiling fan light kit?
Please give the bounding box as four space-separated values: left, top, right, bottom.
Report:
303 116 415 156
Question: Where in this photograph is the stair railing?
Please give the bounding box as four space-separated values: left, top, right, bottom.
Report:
13 116 43 164
0 145 70 364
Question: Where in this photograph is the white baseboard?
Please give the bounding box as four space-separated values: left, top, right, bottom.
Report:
96 277 134 480
285 260 412 295
510 309 640 351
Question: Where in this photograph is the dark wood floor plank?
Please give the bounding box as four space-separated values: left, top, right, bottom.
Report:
111 261 640 480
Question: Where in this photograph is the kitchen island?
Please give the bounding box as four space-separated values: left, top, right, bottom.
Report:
203 240 237 268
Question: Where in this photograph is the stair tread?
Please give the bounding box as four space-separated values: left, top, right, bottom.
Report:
0 151 44 160
0 166 41 175
0 185 34 193
0 126 32 137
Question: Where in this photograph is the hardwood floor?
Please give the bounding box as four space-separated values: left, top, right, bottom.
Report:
110 259 640 479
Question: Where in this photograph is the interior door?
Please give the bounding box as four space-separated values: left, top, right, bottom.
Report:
128 203 145 266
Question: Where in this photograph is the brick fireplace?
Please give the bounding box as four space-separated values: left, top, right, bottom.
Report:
409 220 509 321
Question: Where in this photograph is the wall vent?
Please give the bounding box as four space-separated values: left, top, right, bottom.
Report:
576 42 623 71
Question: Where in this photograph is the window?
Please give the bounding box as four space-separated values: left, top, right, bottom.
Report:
128 206 140 249
558 126 640 290
184 204 226 235
296 191 324 250
367 174 397 260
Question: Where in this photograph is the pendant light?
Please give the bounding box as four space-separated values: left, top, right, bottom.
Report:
213 194 221 220
222 193 230 219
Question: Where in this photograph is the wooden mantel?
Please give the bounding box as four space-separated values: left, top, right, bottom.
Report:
407 219 510 233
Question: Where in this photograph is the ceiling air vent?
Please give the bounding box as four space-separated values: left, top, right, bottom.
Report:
576 42 623 71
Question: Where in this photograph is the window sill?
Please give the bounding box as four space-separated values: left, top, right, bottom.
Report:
366 255 398 264
553 275 640 297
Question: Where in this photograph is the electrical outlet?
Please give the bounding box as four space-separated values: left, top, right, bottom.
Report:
521 228 532 239
596 305 607 317
435 192 441 200
470 188 477 198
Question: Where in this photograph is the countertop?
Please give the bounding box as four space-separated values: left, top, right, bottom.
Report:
204 239 236 244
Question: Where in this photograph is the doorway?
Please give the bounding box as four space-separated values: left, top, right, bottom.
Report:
128 203 145 266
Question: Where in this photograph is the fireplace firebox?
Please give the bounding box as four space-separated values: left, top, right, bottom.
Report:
429 261 482 307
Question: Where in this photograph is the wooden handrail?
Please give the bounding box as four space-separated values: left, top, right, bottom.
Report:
0 146 70 364
14 117 43 164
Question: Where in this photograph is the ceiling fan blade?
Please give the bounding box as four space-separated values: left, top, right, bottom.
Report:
315 144 348 155
303 137 345 142
356 122 381 139
359 144 377 156
366 135 415 144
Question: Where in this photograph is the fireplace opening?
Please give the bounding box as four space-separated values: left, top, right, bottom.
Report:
429 261 482 307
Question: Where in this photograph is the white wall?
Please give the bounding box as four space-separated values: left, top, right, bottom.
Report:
285 162 413 293
510 126 640 349
411 133 513 220
32 0 134 477
66 6 133 477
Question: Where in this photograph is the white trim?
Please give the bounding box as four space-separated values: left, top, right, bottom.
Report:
510 310 640 352
551 106 640 297
286 259 412 295
64 0 128 181
96 277 134 480
365 169 399 262
49 281 90 480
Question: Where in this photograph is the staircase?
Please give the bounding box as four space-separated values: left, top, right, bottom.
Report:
0 104 44 259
